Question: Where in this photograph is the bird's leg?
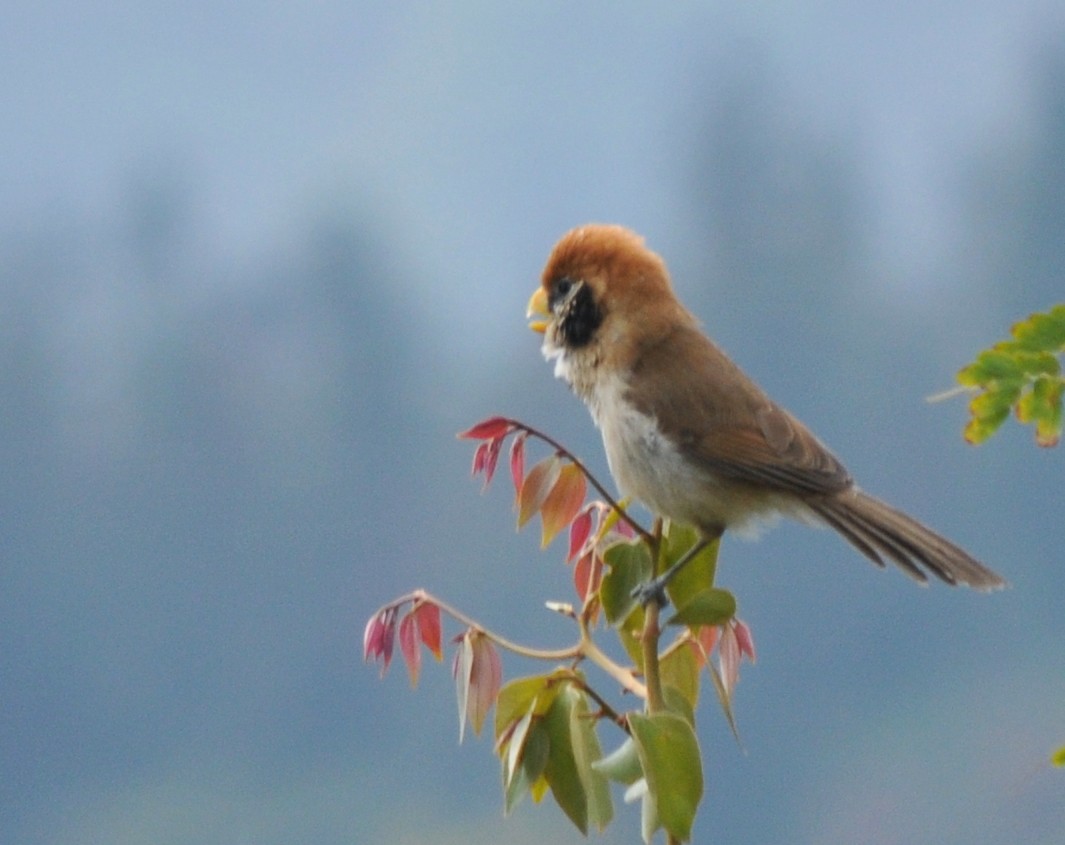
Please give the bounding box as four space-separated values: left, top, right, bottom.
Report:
631 535 714 608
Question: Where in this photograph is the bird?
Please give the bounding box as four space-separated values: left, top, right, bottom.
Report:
526 223 1005 596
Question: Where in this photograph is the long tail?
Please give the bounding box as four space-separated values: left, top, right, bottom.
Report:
808 489 1006 591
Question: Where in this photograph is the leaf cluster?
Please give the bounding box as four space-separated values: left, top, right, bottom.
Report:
956 304 1065 447
363 417 757 843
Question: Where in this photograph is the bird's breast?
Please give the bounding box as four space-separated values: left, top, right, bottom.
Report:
589 372 788 536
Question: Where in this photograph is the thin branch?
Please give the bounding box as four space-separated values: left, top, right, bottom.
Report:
505 418 654 543
579 625 648 700
370 589 648 699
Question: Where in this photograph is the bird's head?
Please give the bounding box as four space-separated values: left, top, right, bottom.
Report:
527 225 690 378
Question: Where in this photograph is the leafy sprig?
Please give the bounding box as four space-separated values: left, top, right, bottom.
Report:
947 304 1065 447
363 417 755 843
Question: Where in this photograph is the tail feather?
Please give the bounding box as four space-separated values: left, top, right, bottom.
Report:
808 490 1006 591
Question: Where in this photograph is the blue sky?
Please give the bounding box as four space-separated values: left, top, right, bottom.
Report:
3 3 1063 843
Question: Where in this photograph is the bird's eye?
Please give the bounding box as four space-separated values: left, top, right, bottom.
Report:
555 277 573 297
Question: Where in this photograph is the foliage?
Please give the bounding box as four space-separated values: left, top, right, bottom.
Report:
949 307 1064 775
364 417 755 843
953 304 1065 447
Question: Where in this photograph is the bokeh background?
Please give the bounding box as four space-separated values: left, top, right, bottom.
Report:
3 3 1064 843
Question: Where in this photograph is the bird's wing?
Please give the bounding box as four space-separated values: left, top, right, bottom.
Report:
626 325 852 496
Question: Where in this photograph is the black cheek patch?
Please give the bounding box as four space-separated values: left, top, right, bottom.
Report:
560 284 603 348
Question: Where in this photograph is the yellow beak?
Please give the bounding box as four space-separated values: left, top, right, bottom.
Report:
526 287 550 334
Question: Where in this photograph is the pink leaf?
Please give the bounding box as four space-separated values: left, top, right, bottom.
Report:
614 515 636 539
573 550 603 604
414 600 442 660
399 611 421 687
457 416 513 441
471 441 489 477
733 617 757 664
509 432 527 498
363 608 397 677
567 506 594 562
468 635 502 737
690 625 720 668
482 436 504 488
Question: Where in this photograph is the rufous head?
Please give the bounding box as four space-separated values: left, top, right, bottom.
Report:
527 224 690 356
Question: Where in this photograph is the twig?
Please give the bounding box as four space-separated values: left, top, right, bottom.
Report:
504 418 653 543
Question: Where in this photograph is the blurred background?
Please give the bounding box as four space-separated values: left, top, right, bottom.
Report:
2 2 1063 843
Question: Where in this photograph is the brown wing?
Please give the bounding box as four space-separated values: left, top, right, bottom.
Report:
626 324 852 496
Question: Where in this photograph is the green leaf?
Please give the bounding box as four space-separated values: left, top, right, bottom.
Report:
600 538 652 626
661 684 696 728
999 349 1062 377
504 706 535 789
615 619 646 670
592 736 643 785
663 526 720 610
1017 375 1063 447
1007 304 1065 353
629 711 704 843
1052 745 1065 768
542 685 588 833
666 587 737 629
964 384 1019 444
970 382 1022 419
503 712 549 815
659 644 700 713
494 672 562 740
567 687 613 831
957 349 1024 385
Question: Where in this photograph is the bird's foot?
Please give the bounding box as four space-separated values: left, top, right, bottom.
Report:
631 575 670 608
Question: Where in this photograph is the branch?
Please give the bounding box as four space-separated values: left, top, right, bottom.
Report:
504 418 654 542
369 589 647 699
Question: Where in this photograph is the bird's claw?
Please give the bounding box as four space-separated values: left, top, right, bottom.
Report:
631 576 670 608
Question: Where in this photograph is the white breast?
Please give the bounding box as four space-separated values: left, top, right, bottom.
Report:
584 369 791 537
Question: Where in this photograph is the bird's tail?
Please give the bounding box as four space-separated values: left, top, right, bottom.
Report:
808 489 1006 591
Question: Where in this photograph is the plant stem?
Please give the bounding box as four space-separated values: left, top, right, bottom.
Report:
580 625 648 700
641 519 666 714
641 601 665 713
375 590 648 699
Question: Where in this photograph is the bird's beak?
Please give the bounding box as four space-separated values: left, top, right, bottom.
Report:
526 287 550 334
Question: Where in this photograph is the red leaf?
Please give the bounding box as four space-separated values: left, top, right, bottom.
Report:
733 617 756 663
482 436 504 487
573 551 603 604
567 506 594 562
471 441 489 477
690 625 720 668
516 455 562 528
614 515 636 539
399 611 421 687
414 600 442 660
468 635 502 737
509 432 527 498
458 416 513 441
363 611 382 658
539 462 587 547
363 608 397 676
